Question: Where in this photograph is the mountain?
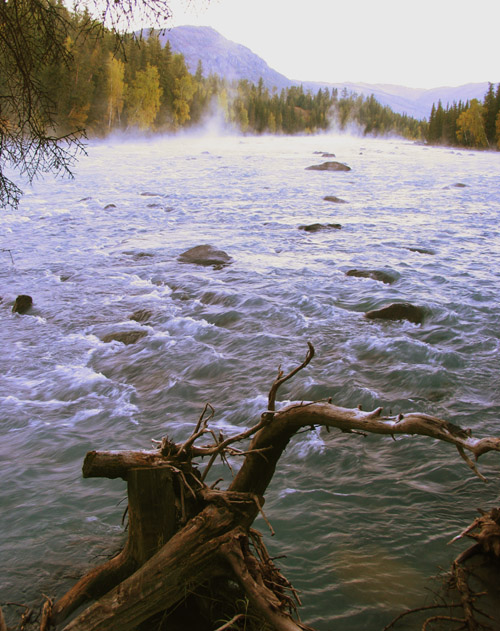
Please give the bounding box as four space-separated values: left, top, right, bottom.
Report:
155 25 291 91
156 25 490 120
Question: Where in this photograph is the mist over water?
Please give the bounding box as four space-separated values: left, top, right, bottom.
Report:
1 133 500 629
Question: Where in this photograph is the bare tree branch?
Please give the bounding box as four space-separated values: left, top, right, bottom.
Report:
267 341 315 414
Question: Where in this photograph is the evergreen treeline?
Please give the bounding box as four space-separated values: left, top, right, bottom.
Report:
427 83 500 149
11 5 423 140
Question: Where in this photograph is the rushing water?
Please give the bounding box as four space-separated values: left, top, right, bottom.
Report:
1 132 500 630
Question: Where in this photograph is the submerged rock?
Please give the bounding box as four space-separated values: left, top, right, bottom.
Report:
365 302 426 325
101 330 147 345
306 161 351 172
12 295 33 314
406 247 436 255
323 195 347 204
299 223 342 232
129 309 153 323
123 251 154 260
346 269 397 284
178 245 232 268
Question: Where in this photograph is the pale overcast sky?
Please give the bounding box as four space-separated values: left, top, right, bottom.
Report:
166 0 500 89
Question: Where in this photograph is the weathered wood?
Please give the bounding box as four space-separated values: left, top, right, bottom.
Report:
451 507 500 563
127 467 177 565
52 467 178 625
51 548 136 625
60 505 247 631
82 450 170 480
220 535 312 631
230 402 500 496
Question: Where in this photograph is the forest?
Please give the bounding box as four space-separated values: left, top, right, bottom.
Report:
15 5 424 140
426 83 500 149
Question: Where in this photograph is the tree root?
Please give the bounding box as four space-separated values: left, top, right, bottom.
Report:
385 508 500 630
220 532 312 631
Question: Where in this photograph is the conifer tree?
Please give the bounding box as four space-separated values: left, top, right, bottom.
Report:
482 82 497 146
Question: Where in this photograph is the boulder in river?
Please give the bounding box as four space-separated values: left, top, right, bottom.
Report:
178 245 232 268
323 195 347 204
299 223 342 232
365 302 426 325
406 246 436 255
346 269 397 284
101 330 147 345
129 309 153 323
306 161 351 172
12 295 33 314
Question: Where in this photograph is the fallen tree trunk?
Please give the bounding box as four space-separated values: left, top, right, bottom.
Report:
38 344 500 631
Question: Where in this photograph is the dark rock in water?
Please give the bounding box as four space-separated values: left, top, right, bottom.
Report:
123 251 154 260
178 245 232 268
323 195 347 204
12 295 33 314
365 302 426 325
101 330 147 345
407 247 436 255
346 269 397 284
299 223 342 232
306 161 351 172
321 152 336 158
453 182 467 187
104 203 116 209
129 309 153 323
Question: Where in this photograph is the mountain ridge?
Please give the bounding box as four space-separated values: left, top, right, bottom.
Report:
157 25 489 120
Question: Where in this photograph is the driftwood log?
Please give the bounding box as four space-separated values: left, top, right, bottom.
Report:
29 344 500 631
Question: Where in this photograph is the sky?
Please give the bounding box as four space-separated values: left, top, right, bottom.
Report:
164 0 500 89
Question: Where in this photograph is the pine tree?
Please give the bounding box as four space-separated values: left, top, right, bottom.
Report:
482 83 497 146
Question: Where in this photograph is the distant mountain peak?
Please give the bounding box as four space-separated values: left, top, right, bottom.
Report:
156 24 291 90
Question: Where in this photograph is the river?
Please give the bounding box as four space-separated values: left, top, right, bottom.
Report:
1 132 500 630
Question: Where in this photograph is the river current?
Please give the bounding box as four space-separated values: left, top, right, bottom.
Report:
1 133 500 630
